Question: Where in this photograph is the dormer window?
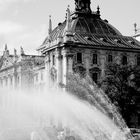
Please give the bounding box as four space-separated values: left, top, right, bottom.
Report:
77 53 82 63
122 55 127 65
114 39 121 43
100 38 107 42
93 54 98 64
85 36 92 41
128 40 135 45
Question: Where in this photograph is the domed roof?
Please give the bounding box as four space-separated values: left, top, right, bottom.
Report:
42 16 122 45
74 17 122 36
38 0 140 52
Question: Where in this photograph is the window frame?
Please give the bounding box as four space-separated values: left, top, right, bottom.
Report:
92 53 98 65
76 52 83 64
122 55 127 65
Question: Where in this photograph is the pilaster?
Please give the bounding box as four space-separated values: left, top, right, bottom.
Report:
114 52 121 65
99 51 106 78
45 52 51 86
84 50 90 76
67 53 74 74
62 48 68 86
55 48 62 85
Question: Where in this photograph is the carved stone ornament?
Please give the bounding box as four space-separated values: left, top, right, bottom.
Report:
75 0 91 13
50 67 57 81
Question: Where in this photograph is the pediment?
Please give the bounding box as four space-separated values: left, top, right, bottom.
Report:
0 55 15 70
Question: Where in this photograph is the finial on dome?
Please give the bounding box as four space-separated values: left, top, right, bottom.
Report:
48 15 52 42
97 5 100 15
48 15 52 35
64 5 73 42
5 44 7 51
14 48 17 56
65 5 71 32
20 46 24 55
134 23 137 34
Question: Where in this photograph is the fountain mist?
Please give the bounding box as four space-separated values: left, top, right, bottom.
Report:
0 80 132 140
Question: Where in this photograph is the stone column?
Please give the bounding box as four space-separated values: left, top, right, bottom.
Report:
7 75 10 89
99 51 106 79
84 50 90 76
55 48 62 85
67 53 74 74
62 48 68 86
13 66 17 89
45 53 51 87
114 52 121 65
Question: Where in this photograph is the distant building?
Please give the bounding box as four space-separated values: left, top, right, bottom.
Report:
0 45 45 89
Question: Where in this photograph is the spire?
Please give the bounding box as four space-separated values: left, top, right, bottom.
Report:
4 44 9 56
14 48 17 56
64 5 73 42
48 15 52 42
20 46 25 55
5 44 7 51
134 23 137 34
48 15 52 35
65 5 71 32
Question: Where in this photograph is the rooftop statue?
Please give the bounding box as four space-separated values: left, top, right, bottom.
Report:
75 0 91 13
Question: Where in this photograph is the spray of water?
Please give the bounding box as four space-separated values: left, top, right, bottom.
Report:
0 78 132 140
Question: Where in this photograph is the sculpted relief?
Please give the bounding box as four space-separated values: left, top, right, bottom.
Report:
75 0 91 13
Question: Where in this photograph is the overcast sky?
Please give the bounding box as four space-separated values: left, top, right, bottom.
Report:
0 0 140 55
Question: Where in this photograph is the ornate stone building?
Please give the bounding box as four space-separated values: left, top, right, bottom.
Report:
37 0 140 87
0 45 45 89
0 0 140 89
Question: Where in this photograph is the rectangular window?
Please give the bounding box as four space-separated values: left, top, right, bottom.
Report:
52 55 55 65
93 54 97 64
122 55 127 65
77 53 82 63
92 73 98 83
108 54 113 63
137 56 140 65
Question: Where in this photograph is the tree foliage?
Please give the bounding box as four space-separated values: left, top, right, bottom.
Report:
100 63 140 126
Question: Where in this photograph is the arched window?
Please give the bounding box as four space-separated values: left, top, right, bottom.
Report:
108 54 113 63
122 55 127 65
93 54 97 64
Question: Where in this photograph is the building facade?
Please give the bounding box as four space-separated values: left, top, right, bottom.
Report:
0 0 140 128
37 0 140 87
0 45 45 89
